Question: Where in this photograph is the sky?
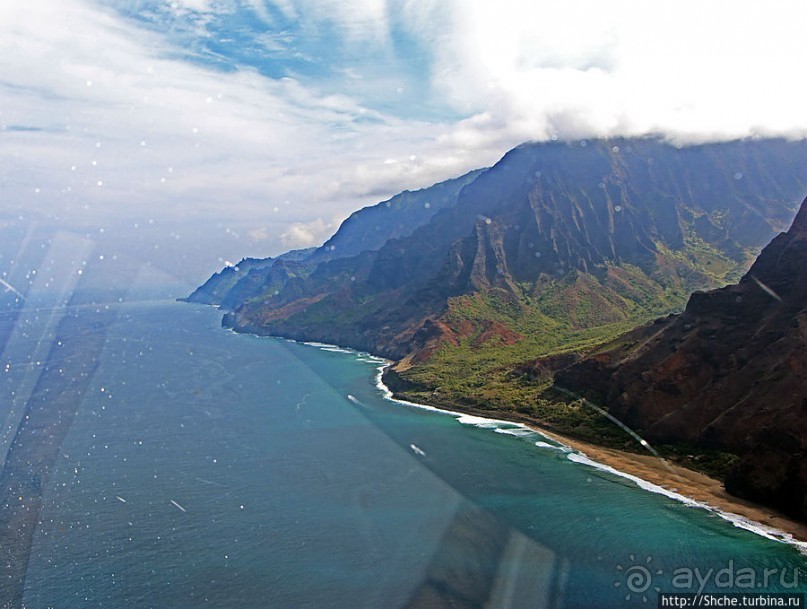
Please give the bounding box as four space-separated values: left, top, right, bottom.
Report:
2 0 807 292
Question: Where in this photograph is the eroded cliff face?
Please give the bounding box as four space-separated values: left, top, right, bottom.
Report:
191 138 807 520
557 198 807 519
222 138 807 361
191 137 807 518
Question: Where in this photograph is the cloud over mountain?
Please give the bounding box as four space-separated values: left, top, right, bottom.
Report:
2 0 806 281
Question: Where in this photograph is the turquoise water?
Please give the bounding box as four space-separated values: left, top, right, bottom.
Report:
5 300 805 608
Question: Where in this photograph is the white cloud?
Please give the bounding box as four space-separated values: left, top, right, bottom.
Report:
428 0 807 145
0 2 445 222
268 0 297 20
2 0 807 284
281 217 333 247
242 0 275 24
296 0 390 43
173 0 221 12
247 226 271 241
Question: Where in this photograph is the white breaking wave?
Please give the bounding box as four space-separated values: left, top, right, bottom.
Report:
566 452 807 553
566 452 704 508
356 357 384 364
534 441 570 453
319 346 355 354
410 444 426 457
494 427 536 438
225 337 807 554
456 414 508 428
375 363 807 553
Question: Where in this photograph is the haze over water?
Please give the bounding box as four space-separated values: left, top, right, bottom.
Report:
2 296 802 608
3 1 807 606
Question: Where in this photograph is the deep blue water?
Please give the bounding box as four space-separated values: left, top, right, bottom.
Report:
3 300 805 608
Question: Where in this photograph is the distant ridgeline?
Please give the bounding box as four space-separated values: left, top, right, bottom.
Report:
190 138 807 360
184 168 483 311
188 137 807 520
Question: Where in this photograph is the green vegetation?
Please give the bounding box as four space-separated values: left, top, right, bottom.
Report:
392 255 751 480
402 262 690 400
394 275 676 455
396 369 741 480
653 444 742 481
659 231 752 286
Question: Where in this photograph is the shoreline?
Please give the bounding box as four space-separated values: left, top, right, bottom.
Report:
371 363 807 549
208 315 807 550
532 426 807 547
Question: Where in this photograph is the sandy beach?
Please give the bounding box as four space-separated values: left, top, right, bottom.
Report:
533 425 807 545
377 363 807 547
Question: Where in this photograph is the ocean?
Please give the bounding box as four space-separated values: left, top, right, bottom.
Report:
2 299 805 608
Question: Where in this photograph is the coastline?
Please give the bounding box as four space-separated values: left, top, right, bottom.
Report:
211 315 807 550
532 426 807 547
370 362 807 549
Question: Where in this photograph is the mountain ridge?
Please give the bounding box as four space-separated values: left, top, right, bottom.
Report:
183 169 482 309
555 195 807 519
188 135 807 520
219 137 807 362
